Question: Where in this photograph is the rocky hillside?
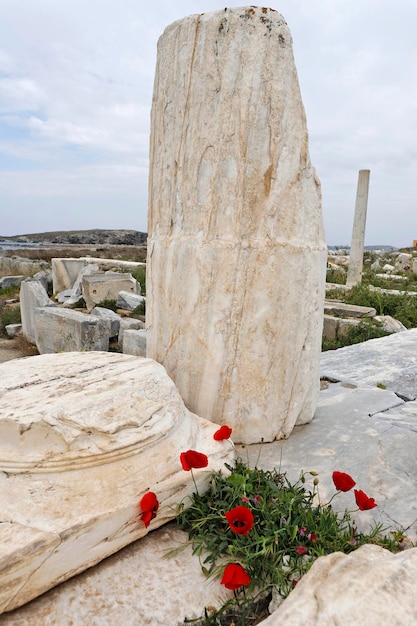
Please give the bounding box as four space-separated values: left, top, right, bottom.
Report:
1 229 147 246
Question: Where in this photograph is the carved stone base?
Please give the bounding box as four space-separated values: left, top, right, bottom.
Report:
0 352 235 613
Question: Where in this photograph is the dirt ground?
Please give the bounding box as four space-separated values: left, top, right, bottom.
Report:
0 338 25 363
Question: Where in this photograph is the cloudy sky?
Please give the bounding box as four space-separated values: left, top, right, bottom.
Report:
0 0 416 246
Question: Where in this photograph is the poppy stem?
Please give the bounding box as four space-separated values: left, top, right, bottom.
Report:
191 469 199 495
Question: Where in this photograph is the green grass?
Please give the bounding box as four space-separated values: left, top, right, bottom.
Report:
326 283 417 329
0 305 21 336
175 460 406 626
322 320 390 351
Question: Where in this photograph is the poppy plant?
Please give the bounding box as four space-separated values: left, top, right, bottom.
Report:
296 546 308 555
220 563 251 590
332 471 356 492
225 505 254 536
139 491 159 528
213 425 233 441
180 450 209 471
354 489 378 510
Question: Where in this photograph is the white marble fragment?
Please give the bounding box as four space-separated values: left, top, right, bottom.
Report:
0 352 235 613
260 545 417 625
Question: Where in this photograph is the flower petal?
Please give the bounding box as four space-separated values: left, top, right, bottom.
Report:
213 425 233 441
332 471 356 492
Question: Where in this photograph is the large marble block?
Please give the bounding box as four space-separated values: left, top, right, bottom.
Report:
147 7 327 444
20 278 56 344
81 272 140 311
34 307 111 353
0 352 235 613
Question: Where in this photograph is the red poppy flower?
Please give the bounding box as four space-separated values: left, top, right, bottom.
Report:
296 546 308 555
180 450 209 471
332 471 356 492
225 506 254 535
354 489 378 510
220 563 251 590
139 491 159 528
213 425 233 441
308 532 318 542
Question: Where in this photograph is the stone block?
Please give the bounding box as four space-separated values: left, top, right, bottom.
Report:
118 317 145 349
0 275 25 289
90 306 121 338
34 308 111 354
0 352 235 613
262 545 417 625
82 272 140 311
116 291 145 311
374 315 407 334
122 329 147 357
322 315 338 341
5 323 22 338
336 317 361 338
52 258 89 293
324 301 376 318
20 278 56 344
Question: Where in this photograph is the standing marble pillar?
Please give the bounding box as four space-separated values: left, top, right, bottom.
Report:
346 170 371 288
146 7 327 444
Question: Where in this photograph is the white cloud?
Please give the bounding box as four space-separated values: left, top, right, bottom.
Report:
0 0 416 246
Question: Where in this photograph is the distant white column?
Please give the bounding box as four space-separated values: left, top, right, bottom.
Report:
346 170 371 288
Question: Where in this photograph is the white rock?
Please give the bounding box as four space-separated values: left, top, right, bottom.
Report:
118 316 145 349
116 290 145 311
260 545 417 625
20 278 56 344
0 275 25 289
82 272 140 311
90 306 121 338
5 323 22 338
122 328 147 356
147 7 327 444
34 307 111 353
0 352 235 613
374 315 407 333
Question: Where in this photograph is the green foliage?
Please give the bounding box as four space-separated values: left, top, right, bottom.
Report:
325 269 346 285
176 460 404 625
0 284 21 299
0 305 21 336
130 300 146 318
96 298 117 312
322 321 390 351
338 284 417 329
130 266 146 295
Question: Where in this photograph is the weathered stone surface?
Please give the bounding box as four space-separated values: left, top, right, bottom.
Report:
116 290 145 311
0 352 235 613
90 306 121 338
20 278 56 344
0 276 25 289
147 6 327 444
34 308 111 353
82 272 140 311
324 301 376 318
374 314 407 333
55 262 99 305
122 329 147 357
52 258 88 293
239 380 417 539
0 523 234 626
260 545 417 625
52 258 145 294
118 317 145 349
320 328 417 400
4 324 22 338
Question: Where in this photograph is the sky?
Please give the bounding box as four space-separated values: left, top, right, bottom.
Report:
0 1 416 247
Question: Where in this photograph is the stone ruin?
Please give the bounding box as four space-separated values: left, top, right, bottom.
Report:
3 7 417 623
146 6 327 444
